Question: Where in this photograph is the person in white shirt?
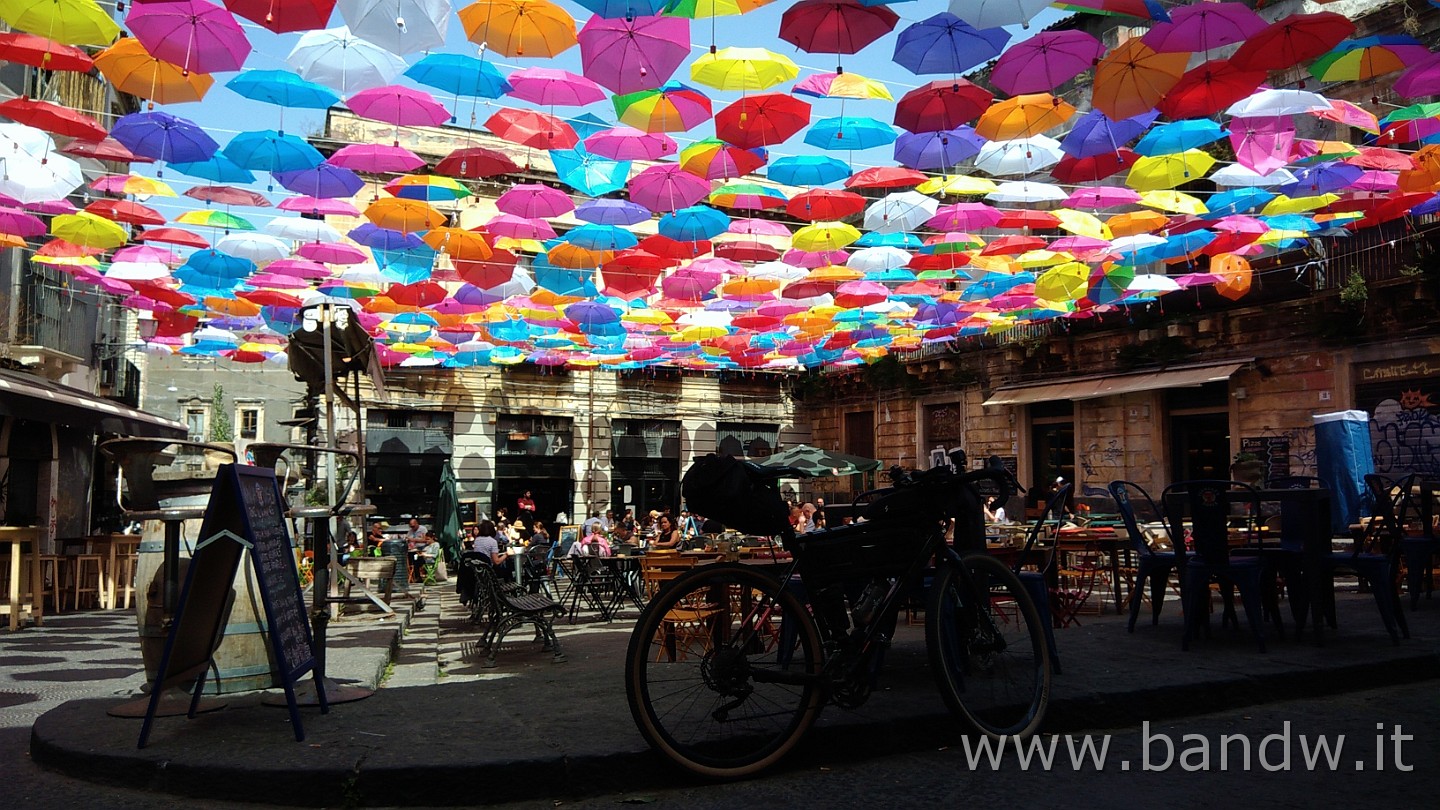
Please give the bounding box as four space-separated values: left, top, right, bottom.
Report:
470 520 503 566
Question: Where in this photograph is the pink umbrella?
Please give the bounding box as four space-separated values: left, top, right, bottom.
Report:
661 267 723 300
1141 2 1265 54
728 218 791 237
297 242 368 264
265 258 332 279
1230 116 1294 175
1212 215 1268 234
113 244 181 265
1395 52 1440 99
577 15 691 96
496 183 575 218
26 199 77 215
346 85 451 127
782 248 848 268
278 195 361 216
506 67 607 107
1050 235 1114 254
486 213 558 239
989 30 1104 95
0 206 46 237
1310 99 1379 135
927 202 1002 231
627 164 709 213
126 0 252 74
1064 187 1142 210
1352 170 1399 192
584 126 677 161
328 143 426 173
248 272 315 289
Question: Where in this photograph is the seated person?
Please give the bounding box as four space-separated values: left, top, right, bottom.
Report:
413 531 444 582
529 521 551 546
470 520 504 567
570 523 611 557
650 514 681 550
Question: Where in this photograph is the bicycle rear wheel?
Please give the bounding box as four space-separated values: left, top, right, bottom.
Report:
927 552 1051 738
625 563 824 778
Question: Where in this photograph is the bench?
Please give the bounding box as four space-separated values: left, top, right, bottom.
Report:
343 557 397 609
466 557 565 668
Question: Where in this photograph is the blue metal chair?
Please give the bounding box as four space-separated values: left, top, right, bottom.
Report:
1011 484 1073 674
1372 474 1440 610
1109 480 1183 632
1163 480 1270 653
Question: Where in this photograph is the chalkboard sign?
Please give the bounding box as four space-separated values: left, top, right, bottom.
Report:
1241 437 1291 481
138 464 322 748
458 500 478 525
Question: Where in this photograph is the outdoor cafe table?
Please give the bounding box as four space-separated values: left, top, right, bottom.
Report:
1055 527 1128 615
1 526 42 631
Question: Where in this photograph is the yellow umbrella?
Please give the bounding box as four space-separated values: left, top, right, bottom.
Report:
1051 208 1111 240
807 264 863 282
792 220 860 251
32 253 100 267
621 308 674 326
1262 194 1339 215
493 236 545 254
1014 249 1075 268
673 324 729 341
809 71 892 100
1138 190 1207 215
0 0 119 46
104 174 178 197
916 174 997 196
966 254 1021 274
974 93 1075 141
94 38 213 105
1255 228 1308 245
690 47 799 92
364 198 445 233
51 212 127 249
1126 150 1216 191
457 0 578 58
1034 262 1089 301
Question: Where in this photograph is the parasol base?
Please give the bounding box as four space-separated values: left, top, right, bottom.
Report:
108 689 227 718
261 678 373 707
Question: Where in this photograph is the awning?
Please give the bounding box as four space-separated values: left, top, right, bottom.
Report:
983 361 1248 407
0 368 186 439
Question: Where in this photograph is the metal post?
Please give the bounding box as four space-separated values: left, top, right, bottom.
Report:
312 305 337 685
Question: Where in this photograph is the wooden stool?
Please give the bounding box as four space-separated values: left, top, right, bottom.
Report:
70 554 104 610
114 550 138 610
37 554 65 614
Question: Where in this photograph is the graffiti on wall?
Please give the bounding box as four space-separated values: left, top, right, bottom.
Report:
1078 440 1124 497
1354 359 1440 477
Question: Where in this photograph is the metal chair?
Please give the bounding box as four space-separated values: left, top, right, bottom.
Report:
1011 483 1072 674
1109 480 1184 632
1163 480 1271 653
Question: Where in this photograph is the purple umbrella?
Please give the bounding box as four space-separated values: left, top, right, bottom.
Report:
1353 170 1399 192
1229 116 1294 175
454 284 504 306
1063 187 1141 210
1394 52 1440 99
328 143 426 173
1280 162 1364 196
577 15 691 96
575 198 651 225
349 223 425 251
627 164 709 213
891 12 1009 76
1059 109 1159 159
126 0 252 74
1142 2 1265 54
496 183 575 218
273 163 365 198
926 202 1002 231
110 111 220 163
347 85 451 127
507 67 608 107
661 266 724 301
584 126 677 160
486 213 558 239
893 127 985 170
990 30 1104 95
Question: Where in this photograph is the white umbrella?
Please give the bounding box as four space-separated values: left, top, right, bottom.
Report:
1210 165 1298 188
863 191 940 234
216 233 291 264
483 266 535 298
287 26 407 95
948 0 1053 29
1225 89 1331 118
105 261 171 281
0 122 57 156
1127 273 1182 293
0 150 83 204
985 180 1068 204
338 0 450 56
748 260 807 281
847 246 912 273
192 326 241 346
677 310 733 327
265 217 343 243
974 135 1064 176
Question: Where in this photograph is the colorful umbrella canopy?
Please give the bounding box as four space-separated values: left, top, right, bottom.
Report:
126 0 252 74
459 0 578 58
94 37 214 105
614 82 712 133
287 25 408 94
690 46 798 92
0 0 120 46
578 14 690 94
990 30 1104 95
892 12 1008 76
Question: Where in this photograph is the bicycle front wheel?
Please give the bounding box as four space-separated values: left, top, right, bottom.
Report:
625 563 824 779
927 552 1051 738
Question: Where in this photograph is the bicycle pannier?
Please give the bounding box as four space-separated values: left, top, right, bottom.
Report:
681 454 790 536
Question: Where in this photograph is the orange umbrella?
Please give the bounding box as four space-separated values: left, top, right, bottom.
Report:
94 38 213 106
458 0 577 58
974 93 1075 141
1105 210 1169 237
364 198 445 233
423 226 493 261
1212 253 1252 301
1091 39 1187 121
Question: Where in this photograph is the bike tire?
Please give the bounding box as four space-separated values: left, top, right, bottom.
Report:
926 551 1051 738
625 562 825 779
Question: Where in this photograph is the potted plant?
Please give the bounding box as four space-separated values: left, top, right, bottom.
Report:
1230 451 1265 485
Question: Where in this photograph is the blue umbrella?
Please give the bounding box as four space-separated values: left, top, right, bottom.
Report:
226 70 339 109
575 198 651 225
1060 109 1158 158
804 116 898 151
272 163 364 198
565 223 638 251
261 305 302 335
855 230 920 248
549 146 630 196
350 223 425 251
168 153 256 184
1203 187 1275 217
1133 119 1228 157
893 127 985 170
1411 193 1440 216
574 0 667 17
768 155 850 186
110 111 219 163
892 12 1010 76
223 129 324 173
405 54 511 99
964 271 1035 300
1260 214 1320 233
658 205 730 241
533 257 596 296
174 249 256 288
566 112 612 141
375 246 436 283
1280 162 1364 197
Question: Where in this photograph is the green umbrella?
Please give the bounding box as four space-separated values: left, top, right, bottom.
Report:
437 460 462 564
756 444 881 477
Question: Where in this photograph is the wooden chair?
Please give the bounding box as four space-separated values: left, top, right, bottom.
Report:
70 553 104 610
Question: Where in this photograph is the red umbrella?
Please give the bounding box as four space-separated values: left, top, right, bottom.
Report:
893 80 993 134
778 0 899 57
781 279 838 299
84 199 164 226
845 166 926 189
1158 60 1267 120
136 227 210 248
713 239 782 263
59 137 153 163
981 235 1047 255
454 247 518 288
786 189 866 221
599 250 671 297
225 0 337 35
0 32 93 72
384 281 447 307
1231 11 1355 72
131 281 198 310
436 146 521 178
907 252 970 271
640 234 711 260
184 185 271 207
236 289 303 308
1050 149 1138 183
996 210 1061 230
484 108 579 149
0 97 106 140
713 94 811 150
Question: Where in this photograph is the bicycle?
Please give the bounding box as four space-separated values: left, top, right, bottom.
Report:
624 450 1052 778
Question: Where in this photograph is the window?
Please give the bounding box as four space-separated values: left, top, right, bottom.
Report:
715 422 779 458
186 408 207 442
238 407 261 440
